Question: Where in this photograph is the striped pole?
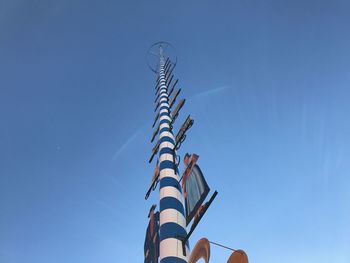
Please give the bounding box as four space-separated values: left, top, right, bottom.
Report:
157 46 189 263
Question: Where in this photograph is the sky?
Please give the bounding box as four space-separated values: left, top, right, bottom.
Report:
1 0 350 262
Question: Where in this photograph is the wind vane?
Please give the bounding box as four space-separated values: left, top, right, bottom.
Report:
143 41 248 263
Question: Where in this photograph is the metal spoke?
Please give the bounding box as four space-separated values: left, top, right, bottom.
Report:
148 50 159 57
162 43 169 52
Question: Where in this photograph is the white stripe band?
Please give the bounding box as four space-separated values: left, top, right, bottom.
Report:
159 153 174 163
159 109 168 115
159 123 169 131
160 208 186 227
160 187 183 203
159 141 175 150
159 238 190 261
159 115 171 122
160 168 180 180
159 131 174 140
160 102 169 107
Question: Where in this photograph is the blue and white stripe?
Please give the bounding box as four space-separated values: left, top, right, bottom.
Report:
156 55 189 263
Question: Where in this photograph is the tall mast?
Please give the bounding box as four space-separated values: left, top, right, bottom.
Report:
145 42 249 263
156 44 189 263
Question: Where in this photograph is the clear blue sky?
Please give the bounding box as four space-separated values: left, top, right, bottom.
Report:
1 0 350 262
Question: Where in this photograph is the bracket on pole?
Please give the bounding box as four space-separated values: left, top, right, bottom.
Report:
174 115 194 150
170 99 186 125
169 88 181 110
149 140 160 163
180 191 218 256
168 79 179 98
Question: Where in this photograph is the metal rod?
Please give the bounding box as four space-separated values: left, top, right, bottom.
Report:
169 88 181 110
181 191 218 255
166 64 175 79
168 79 178 98
167 74 174 87
209 241 237 252
154 101 160 113
154 93 161 103
164 57 170 69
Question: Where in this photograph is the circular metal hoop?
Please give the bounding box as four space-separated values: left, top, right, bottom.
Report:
146 41 177 74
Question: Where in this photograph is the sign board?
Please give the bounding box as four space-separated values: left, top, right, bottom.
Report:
144 205 160 263
182 154 210 225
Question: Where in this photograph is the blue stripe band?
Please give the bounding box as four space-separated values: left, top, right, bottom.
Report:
160 119 171 125
159 147 173 155
160 257 187 263
159 177 182 194
160 112 169 118
159 127 171 134
160 197 184 216
159 106 168 111
160 136 175 145
159 160 175 170
160 222 187 242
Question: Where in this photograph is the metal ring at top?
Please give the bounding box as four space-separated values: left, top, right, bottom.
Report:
146 41 177 74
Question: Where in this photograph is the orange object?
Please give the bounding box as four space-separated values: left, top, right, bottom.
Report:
227 250 248 263
188 238 210 263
